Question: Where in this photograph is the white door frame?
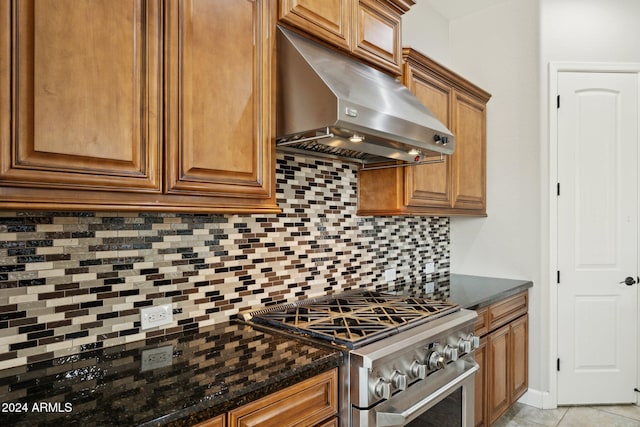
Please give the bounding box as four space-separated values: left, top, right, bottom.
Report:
548 62 640 408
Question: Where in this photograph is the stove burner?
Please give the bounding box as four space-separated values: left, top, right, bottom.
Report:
248 291 459 349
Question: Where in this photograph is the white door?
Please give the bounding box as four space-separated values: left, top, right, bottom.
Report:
557 71 638 405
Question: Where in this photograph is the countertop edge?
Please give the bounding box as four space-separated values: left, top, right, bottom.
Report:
449 274 534 311
151 352 343 427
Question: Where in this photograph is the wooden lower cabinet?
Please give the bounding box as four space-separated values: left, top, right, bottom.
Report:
475 292 528 427
199 369 338 427
474 337 487 427
194 414 225 427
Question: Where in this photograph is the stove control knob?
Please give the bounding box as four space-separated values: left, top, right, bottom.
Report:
372 378 391 400
467 334 481 350
410 361 427 379
390 370 408 391
443 345 458 362
457 338 472 354
427 351 445 370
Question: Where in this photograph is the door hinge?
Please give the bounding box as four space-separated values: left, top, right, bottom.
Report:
557 95 560 108
557 183 560 196
557 270 560 284
557 358 560 371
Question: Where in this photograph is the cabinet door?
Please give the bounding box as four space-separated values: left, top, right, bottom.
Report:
451 91 486 213
0 0 162 192
194 414 225 427
228 369 338 427
474 337 487 427
165 0 275 199
403 68 452 209
487 324 510 425
510 314 528 402
352 0 401 74
279 0 351 50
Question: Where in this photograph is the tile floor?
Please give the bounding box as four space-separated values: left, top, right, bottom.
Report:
494 402 640 426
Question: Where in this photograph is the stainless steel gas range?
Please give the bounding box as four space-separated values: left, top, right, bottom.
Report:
241 291 480 427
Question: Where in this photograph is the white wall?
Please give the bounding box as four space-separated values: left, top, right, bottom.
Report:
447 0 545 399
401 0 451 67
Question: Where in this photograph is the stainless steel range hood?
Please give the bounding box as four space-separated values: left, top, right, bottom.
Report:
276 26 454 165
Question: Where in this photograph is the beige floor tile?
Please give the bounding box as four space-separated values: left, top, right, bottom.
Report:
597 405 640 422
558 407 640 427
494 402 567 427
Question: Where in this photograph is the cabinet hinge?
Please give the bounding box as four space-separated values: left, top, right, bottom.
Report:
557 271 560 284
557 95 560 109
557 183 560 196
557 358 560 371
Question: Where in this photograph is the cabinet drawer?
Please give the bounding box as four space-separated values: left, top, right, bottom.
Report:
228 369 338 427
474 307 489 336
487 291 528 331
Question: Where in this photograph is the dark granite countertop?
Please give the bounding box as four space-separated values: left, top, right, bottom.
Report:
0 321 342 427
448 274 533 310
382 273 533 310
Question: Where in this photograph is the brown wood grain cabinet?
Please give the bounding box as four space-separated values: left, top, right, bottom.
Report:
358 48 491 216
0 0 279 213
474 292 529 427
194 414 225 427
227 368 338 427
474 336 487 427
279 0 414 75
192 369 338 427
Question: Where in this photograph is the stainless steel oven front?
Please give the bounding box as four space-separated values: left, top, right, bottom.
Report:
346 309 479 427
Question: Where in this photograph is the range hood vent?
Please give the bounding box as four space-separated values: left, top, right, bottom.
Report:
276 26 455 166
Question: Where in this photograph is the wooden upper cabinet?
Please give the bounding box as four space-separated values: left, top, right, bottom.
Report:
451 91 486 212
279 0 351 50
352 0 402 74
0 0 162 192
403 65 453 209
279 0 413 75
165 0 275 199
0 0 279 212
357 48 491 216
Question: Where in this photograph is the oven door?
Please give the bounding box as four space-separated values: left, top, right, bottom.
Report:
352 358 478 427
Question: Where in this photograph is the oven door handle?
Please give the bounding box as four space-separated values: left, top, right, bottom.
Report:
376 362 479 427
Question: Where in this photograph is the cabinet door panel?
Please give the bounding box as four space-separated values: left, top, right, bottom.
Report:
279 0 350 50
474 337 487 427
353 0 401 74
1 0 161 191
487 324 510 425
510 314 528 402
452 91 486 212
166 0 274 198
404 71 452 208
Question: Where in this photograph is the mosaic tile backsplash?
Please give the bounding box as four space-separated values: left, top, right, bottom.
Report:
0 152 449 369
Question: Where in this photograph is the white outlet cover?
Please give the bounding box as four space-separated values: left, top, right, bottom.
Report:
141 345 173 372
424 281 435 293
424 262 436 275
140 304 173 330
384 268 397 282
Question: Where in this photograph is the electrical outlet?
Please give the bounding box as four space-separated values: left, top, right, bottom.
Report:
424 281 435 293
140 304 173 330
424 262 436 275
384 268 397 283
141 345 173 372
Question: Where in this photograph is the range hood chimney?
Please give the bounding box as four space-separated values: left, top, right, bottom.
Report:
276 26 454 165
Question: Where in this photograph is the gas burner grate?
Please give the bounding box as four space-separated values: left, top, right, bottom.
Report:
247 291 459 349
